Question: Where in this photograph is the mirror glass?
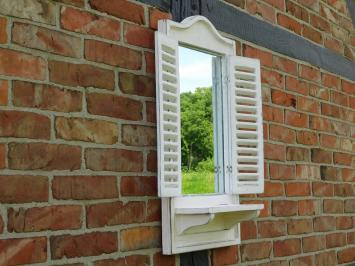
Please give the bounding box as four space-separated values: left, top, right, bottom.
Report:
179 46 224 195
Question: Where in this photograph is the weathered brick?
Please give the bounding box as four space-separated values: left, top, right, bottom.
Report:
331 91 348 106
322 72 340 89
273 239 301 257
121 176 157 196
122 125 156 146
286 0 309 22
320 166 340 181
290 256 313 266
285 182 310 196
337 247 355 264
286 146 309 161
270 163 295 180
51 232 118 259
313 182 333 197
277 14 302 34
85 148 143 172
12 22 81 58
313 216 335 232
342 80 355 94
147 199 161 222
0 79 7 106
287 218 313 234
85 40 142 70
246 0 276 23
8 205 82 232
147 150 157 172
89 0 145 24
87 92 143 121
8 143 81 170
296 164 320 180
86 201 145 228
13 81 82 112
334 152 352 166
119 72 155 97
0 237 47 265
297 96 319 113
240 221 257 240
261 69 284 88
56 117 118 144
261 181 284 197
95 255 150 266
297 131 318 145
299 65 320 83
325 36 344 54
211 246 238 266
326 232 346 248
302 235 325 252
258 220 286 238
55 0 85 7
145 52 155 74
271 90 296 107
52 175 118 200
61 7 120 41
285 110 308 127
0 111 50 139
302 25 322 44
309 85 329 100
49 60 115 90
273 56 297 75
0 144 4 169
0 48 46 80
263 105 284 122
120 226 161 251
322 103 340 118
285 76 308 95
320 134 338 149
337 216 353 230
315 251 336 266
243 45 272 67
149 8 171 29
299 199 318 215
146 101 156 123
0 0 55 24
310 14 330 32
240 241 272 262
124 23 154 49
0 16 7 43
264 143 286 161
0 175 48 203
311 148 332 163
344 199 355 213
272 200 298 216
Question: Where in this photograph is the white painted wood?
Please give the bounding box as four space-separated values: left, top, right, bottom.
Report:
155 32 182 197
227 56 264 194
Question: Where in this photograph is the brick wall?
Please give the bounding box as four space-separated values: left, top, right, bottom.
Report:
0 0 353 265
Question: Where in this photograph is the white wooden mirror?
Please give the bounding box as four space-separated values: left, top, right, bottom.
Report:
155 15 264 254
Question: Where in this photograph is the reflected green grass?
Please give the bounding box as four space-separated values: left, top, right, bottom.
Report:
182 171 215 194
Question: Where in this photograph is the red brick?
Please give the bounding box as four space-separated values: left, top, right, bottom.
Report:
246 0 276 23
287 218 313 234
12 22 81 58
242 200 270 217
322 72 340 89
341 168 354 182
297 131 318 145
85 39 141 70
145 52 155 74
87 201 145 228
240 221 257 240
95 255 149 266
322 103 340 118
240 241 272 262
285 110 308 127
49 60 114 90
285 76 308 95
61 7 120 41
87 92 142 121
342 80 355 94
261 181 284 197
309 85 329 100
333 152 352 166
147 199 161 222
264 143 286 161
302 235 325 252
286 146 309 161
313 182 333 196
311 148 332 163
261 69 284 88
120 226 161 251
263 105 284 122
52 175 118 200
0 215 3 233
337 216 353 230
285 182 310 196
264 0 285 10
9 143 81 170
0 144 4 169
270 163 295 180
277 14 302 34
302 25 322 44
258 220 286 238
331 91 348 106
121 176 157 196
119 72 155 97
55 0 85 7
146 101 156 123
320 134 338 149
211 245 238 266
0 17 7 43
149 8 171 29
298 199 318 215
299 65 321 83
272 200 298 216
310 14 330 32
274 238 301 257
0 48 46 80
51 232 118 259
89 0 145 24
337 248 355 264
0 79 7 106
326 232 346 248
286 1 309 22
273 56 297 75
314 216 335 232
297 96 319 113
0 175 48 203
8 205 82 232
320 166 339 181
0 111 50 140
348 232 355 244
290 256 313 266
325 36 344 54
243 45 272 67
310 116 332 132
315 251 336 266
147 150 157 172
0 237 47 265
13 81 82 112
85 148 143 172
296 164 320 180
334 183 354 197
269 124 295 143
124 23 154 49
271 90 296 107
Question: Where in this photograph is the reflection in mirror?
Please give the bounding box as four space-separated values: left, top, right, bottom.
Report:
179 46 223 195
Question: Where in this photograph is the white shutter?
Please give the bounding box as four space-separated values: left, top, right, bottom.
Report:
227 56 264 194
155 32 181 197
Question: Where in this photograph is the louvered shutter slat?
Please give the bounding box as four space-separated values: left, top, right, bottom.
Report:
155 32 181 197
228 56 264 194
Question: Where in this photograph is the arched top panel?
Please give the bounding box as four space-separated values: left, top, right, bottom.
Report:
158 15 235 56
